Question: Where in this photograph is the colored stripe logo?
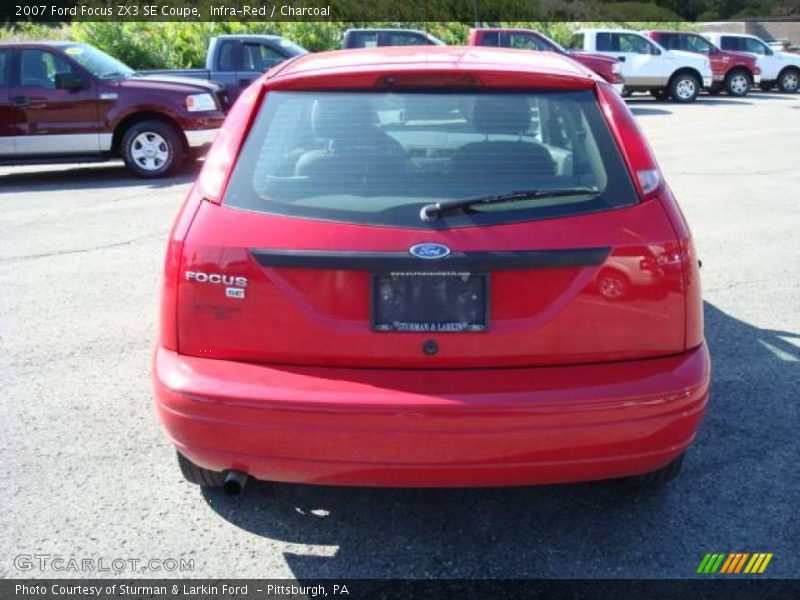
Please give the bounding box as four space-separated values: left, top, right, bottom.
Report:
697 553 773 574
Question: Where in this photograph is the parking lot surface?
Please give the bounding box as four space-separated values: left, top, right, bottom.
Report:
1 92 798 579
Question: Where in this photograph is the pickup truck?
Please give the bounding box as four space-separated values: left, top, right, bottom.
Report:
142 35 308 102
568 29 713 102
468 28 624 92
645 30 760 96
702 32 800 93
0 41 226 177
342 29 446 49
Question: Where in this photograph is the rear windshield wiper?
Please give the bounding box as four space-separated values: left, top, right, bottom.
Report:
420 187 600 221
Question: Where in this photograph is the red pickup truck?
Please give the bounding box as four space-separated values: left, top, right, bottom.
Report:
645 31 760 96
0 42 226 177
468 28 624 91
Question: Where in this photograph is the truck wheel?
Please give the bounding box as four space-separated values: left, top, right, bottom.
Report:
760 80 774 91
725 69 751 96
778 68 800 93
669 72 700 103
177 451 225 487
121 120 185 178
623 453 685 488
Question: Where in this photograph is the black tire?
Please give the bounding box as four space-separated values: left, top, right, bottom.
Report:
724 68 751 97
668 71 700 103
760 80 774 91
121 119 185 178
777 68 800 93
177 451 225 487
624 453 685 488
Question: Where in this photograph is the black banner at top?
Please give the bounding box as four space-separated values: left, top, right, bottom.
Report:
3 0 800 22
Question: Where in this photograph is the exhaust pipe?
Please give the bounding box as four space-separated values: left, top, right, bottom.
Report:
222 470 249 496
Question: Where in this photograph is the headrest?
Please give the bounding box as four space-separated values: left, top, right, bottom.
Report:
311 97 376 141
472 96 532 136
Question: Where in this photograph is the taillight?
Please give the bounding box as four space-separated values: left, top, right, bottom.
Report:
637 169 661 194
596 82 663 200
197 84 264 203
159 186 204 350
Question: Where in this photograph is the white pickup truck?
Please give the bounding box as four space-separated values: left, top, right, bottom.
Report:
702 32 800 93
568 29 713 102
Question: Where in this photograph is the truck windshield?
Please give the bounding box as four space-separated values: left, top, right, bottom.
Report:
61 44 135 79
223 90 639 229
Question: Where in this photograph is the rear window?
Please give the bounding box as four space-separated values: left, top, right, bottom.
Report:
223 90 639 229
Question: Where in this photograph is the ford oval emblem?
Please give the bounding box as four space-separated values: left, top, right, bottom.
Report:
409 243 451 260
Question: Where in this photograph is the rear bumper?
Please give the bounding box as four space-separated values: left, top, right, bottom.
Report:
153 344 710 487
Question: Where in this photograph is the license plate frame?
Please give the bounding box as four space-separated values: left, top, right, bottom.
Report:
371 271 489 333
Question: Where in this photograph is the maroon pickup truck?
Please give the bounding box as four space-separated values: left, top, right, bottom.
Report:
468 28 624 91
0 42 227 177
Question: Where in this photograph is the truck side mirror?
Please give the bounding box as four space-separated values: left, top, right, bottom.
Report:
54 72 85 91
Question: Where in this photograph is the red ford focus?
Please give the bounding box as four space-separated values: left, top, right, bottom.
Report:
154 47 710 494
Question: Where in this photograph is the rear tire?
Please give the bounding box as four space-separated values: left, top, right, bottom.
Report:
624 453 685 488
725 69 751 96
669 72 700 103
177 451 225 487
121 119 185 178
778 68 800 93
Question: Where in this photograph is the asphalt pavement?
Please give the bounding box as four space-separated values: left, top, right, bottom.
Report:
1 91 798 579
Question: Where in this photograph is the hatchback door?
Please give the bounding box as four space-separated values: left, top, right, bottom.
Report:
177 88 686 369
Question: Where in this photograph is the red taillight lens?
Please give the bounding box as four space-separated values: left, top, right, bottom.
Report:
197 84 264 203
596 82 663 199
159 186 204 350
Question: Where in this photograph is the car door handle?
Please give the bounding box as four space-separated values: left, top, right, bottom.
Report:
239 78 253 87
11 96 30 107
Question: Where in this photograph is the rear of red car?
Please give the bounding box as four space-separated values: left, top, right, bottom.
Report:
154 48 709 491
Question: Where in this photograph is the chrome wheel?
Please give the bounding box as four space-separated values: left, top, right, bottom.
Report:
780 71 799 92
675 78 697 101
729 73 749 95
130 132 170 172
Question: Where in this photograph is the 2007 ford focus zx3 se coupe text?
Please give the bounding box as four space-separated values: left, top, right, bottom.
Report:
153 47 710 495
